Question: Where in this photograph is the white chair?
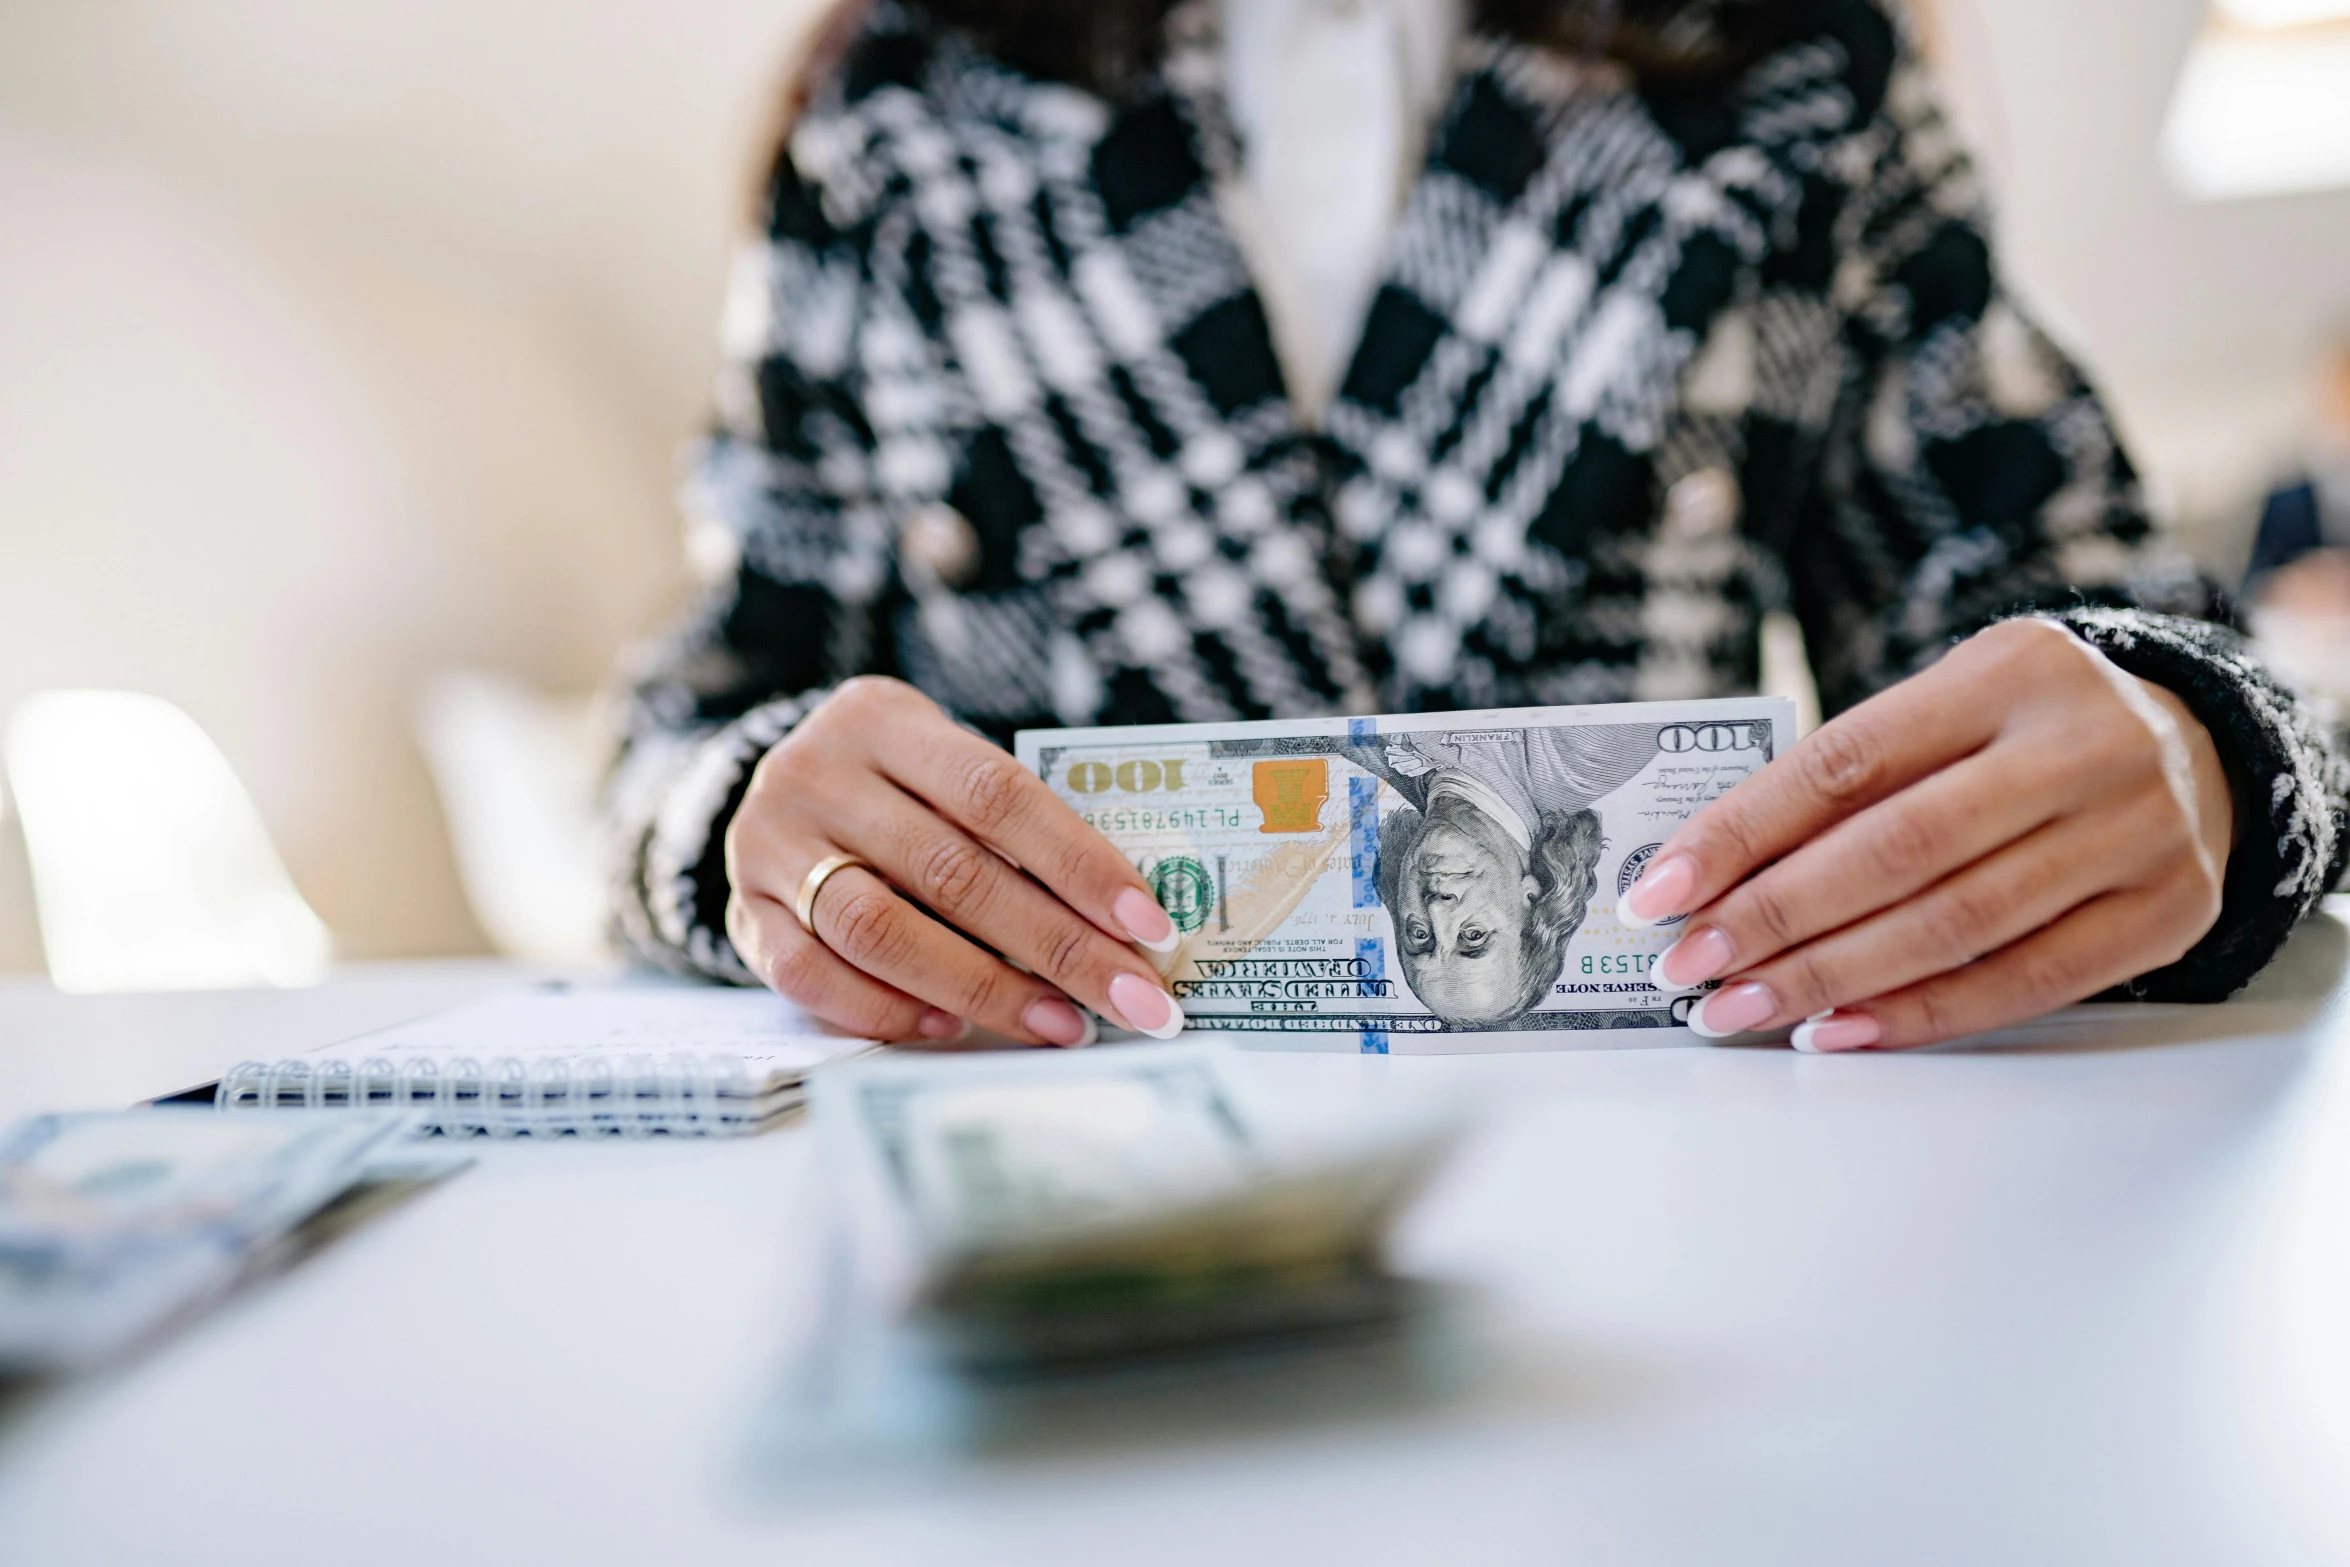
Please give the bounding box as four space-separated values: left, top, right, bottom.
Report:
3 690 331 993
413 670 609 965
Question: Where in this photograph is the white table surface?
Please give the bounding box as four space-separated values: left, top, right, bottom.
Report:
4 906 2350 1567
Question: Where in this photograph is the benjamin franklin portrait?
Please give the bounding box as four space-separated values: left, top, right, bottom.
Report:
1346 726 1661 1028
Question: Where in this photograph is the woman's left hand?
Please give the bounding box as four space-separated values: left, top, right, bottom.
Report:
1622 618 2237 1052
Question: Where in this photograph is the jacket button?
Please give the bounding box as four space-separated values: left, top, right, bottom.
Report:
1663 468 1741 538
900 504 981 589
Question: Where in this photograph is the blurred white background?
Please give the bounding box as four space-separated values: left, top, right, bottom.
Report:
1 0 2346 978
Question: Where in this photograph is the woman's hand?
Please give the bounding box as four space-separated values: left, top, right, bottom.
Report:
722 677 1185 1047
1623 619 2236 1052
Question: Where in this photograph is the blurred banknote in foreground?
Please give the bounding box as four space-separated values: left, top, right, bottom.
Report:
0 1108 416 1375
1018 698 1794 1050
822 1046 1457 1371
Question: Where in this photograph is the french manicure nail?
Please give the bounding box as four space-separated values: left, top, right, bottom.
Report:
1022 996 1093 1047
916 1009 968 1041
1114 887 1181 953
1108 972 1185 1040
1791 1011 1883 1054
1654 926 1733 991
1621 856 1696 928
1688 981 1776 1039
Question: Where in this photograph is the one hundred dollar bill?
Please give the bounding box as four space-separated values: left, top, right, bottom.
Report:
1017 698 1794 1051
821 1046 1456 1367
0 1108 416 1374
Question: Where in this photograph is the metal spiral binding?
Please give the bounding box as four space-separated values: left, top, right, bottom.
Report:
215 1053 762 1137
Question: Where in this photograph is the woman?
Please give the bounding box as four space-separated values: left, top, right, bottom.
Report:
609 0 2348 1054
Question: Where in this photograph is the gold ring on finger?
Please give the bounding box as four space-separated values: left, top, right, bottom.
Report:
794 852 872 935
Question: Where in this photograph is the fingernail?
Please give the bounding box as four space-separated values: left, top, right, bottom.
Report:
1791 1011 1882 1054
1022 996 1094 1047
916 1009 968 1041
1114 888 1181 953
1654 926 1733 991
1688 982 1776 1039
1621 856 1696 928
1107 972 1185 1040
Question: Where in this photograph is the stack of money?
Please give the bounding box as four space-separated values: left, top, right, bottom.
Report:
0 1108 418 1377
819 1047 1455 1371
1018 697 1793 1051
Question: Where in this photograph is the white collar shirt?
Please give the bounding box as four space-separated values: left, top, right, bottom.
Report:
1219 0 1466 426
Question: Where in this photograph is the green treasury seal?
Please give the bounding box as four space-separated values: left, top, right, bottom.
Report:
1146 856 1214 935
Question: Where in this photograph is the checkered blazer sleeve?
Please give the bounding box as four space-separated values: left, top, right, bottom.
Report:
604 152 889 983
1786 32 2348 999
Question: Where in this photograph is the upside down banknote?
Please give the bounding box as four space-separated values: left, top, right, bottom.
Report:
1016 698 1794 1052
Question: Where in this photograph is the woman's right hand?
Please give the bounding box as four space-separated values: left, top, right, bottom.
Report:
722 677 1186 1047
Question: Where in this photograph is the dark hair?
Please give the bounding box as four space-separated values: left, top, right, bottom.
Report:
1510 808 1605 1018
906 0 1809 95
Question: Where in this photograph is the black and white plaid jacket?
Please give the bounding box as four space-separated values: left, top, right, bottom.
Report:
610 0 2349 1001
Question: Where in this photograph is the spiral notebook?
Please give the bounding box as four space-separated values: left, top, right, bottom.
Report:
215 986 876 1137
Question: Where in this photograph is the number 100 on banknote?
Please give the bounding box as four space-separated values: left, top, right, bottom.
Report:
1017 698 1794 1053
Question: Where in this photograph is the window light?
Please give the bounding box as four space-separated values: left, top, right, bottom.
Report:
2162 13 2350 200
2212 0 2350 28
